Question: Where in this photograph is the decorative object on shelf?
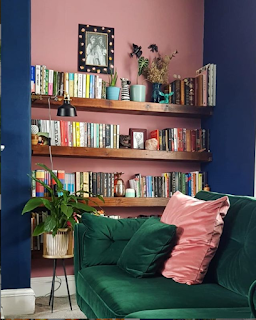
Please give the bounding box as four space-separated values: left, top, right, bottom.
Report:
78 24 114 74
31 124 39 145
130 43 148 102
125 188 135 197
106 68 120 100
151 82 162 103
129 128 147 149
120 78 131 101
204 184 211 191
114 172 125 197
22 163 103 256
145 138 158 151
159 90 174 104
38 132 50 145
119 134 131 148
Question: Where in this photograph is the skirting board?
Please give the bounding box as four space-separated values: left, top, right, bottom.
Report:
1 288 35 316
31 275 76 297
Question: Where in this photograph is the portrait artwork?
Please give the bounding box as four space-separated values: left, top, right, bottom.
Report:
129 128 147 150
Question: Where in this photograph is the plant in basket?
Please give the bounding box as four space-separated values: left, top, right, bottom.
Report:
22 163 104 257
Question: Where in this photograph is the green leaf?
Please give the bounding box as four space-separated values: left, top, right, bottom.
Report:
138 57 149 76
67 217 76 229
96 194 105 203
36 163 63 190
33 222 45 236
61 204 73 218
68 195 78 203
41 198 52 211
22 197 45 214
71 202 97 213
44 215 57 232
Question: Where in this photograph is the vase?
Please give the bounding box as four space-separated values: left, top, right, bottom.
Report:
106 86 120 100
130 85 146 102
114 172 125 197
44 228 70 257
151 83 162 103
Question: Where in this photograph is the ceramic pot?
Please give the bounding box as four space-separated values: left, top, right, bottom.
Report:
151 83 162 103
114 172 125 197
106 86 120 100
45 228 69 257
130 85 146 102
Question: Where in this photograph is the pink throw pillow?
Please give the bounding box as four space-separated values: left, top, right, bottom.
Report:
161 191 230 285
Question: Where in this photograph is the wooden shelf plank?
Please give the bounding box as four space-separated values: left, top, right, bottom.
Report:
31 95 213 118
32 145 212 162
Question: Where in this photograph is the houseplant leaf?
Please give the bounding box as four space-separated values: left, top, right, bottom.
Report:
44 215 57 232
71 202 97 213
33 222 46 236
61 203 73 218
22 197 45 214
138 57 149 76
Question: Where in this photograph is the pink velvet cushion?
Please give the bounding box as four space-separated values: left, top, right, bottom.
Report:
161 191 230 285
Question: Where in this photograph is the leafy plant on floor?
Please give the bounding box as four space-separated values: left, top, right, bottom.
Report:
22 163 104 236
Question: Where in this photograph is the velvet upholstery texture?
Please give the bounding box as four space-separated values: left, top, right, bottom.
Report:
161 191 230 284
76 265 248 318
117 218 176 278
195 191 256 298
81 213 147 267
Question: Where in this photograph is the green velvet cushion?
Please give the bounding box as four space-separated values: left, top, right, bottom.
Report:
81 213 147 267
76 265 248 318
195 191 256 299
117 218 176 278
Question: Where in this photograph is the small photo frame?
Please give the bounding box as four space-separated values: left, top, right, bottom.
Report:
129 128 147 149
78 24 114 74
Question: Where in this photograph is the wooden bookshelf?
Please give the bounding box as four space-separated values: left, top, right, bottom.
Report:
31 94 213 118
32 145 212 162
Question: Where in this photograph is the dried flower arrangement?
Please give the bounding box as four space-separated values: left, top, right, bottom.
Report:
144 45 178 84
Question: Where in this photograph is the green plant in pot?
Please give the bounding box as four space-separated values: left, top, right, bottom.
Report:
130 43 149 102
106 68 120 100
22 163 104 257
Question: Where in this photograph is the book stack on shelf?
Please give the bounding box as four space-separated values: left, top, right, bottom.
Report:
168 63 216 106
32 119 120 149
150 128 210 152
31 65 107 99
129 171 207 198
32 170 115 198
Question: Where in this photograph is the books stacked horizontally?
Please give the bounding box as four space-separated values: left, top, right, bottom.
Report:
168 64 216 106
32 119 120 148
31 65 107 99
150 128 210 152
32 170 115 198
129 171 207 198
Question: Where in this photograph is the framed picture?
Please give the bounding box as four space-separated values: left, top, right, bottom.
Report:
129 128 147 149
78 24 114 74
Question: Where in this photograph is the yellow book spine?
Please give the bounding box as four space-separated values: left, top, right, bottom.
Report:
86 74 90 98
199 173 203 191
72 122 77 147
76 122 80 147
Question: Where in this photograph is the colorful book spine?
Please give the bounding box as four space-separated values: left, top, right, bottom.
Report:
76 122 80 147
74 73 78 97
53 71 58 95
86 74 90 98
45 69 49 95
35 65 41 94
48 70 54 96
35 170 44 197
89 75 94 98
69 73 74 97
78 73 83 98
64 72 69 95
31 66 35 93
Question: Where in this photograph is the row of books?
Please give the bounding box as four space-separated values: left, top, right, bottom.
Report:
150 128 210 152
32 119 120 148
167 63 216 106
31 211 47 250
31 65 107 99
129 171 208 198
32 170 115 198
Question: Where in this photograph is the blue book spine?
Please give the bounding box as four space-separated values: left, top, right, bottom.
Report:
89 75 94 98
146 176 149 197
149 176 153 197
188 173 191 196
31 66 35 92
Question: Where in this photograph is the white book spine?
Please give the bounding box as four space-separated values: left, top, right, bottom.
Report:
173 128 178 151
41 65 46 95
84 122 88 147
35 65 41 94
73 73 78 97
209 64 214 106
78 74 83 98
110 124 114 149
98 78 102 99
94 123 97 148
82 74 86 98
95 76 99 98
57 121 61 146
116 124 120 149
80 122 85 147
50 120 55 146
212 64 217 106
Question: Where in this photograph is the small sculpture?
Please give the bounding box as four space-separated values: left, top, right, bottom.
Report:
148 44 158 53
159 91 174 104
120 78 131 101
31 124 39 145
130 43 142 58
119 135 131 148
145 138 158 151
38 132 51 145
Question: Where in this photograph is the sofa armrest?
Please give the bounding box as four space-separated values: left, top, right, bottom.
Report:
249 279 256 318
74 223 86 284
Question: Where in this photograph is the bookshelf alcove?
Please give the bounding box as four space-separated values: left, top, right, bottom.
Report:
31 94 213 208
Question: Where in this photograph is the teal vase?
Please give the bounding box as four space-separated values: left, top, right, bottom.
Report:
130 85 146 102
151 83 162 103
106 87 120 100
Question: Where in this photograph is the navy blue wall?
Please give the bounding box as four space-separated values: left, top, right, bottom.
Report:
1 0 31 289
203 0 256 196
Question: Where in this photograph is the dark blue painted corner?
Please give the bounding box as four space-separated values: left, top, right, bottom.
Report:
202 0 256 196
1 0 31 289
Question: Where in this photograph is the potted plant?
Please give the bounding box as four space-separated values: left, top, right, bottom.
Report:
106 68 120 100
130 44 149 102
22 163 103 257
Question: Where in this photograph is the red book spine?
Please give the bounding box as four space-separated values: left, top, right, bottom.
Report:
60 120 65 146
177 128 183 151
150 130 159 150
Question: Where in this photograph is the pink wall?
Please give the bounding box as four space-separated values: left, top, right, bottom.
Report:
31 0 204 277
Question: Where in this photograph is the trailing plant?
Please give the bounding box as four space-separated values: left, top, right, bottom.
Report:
22 163 104 236
108 68 118 86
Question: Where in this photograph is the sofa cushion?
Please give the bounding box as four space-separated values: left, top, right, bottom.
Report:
196 191 256 298
117 218 176 278
81 213 147 267
76 265 248 318
160 191 230 284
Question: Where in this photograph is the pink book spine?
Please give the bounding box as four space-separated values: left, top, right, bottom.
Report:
48 69 54 95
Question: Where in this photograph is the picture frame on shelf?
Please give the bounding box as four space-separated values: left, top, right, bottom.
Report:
129 128 147 149
78 24 115 74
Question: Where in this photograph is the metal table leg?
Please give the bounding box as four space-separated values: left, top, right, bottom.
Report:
49 258 57 312
61 258 72 310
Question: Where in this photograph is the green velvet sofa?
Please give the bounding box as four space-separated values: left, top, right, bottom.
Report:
74 191 256 318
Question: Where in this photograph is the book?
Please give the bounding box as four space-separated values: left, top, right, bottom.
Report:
64 72 69 95
31 66 35 93
48 70 54 96
86 74 90 98
69 73 74 97
53 71 58 95
35 65 41 94
74 73 78 97
78 73 83 98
